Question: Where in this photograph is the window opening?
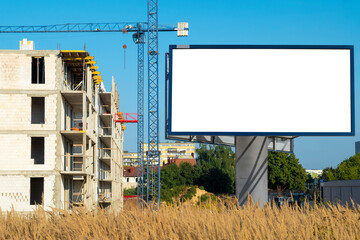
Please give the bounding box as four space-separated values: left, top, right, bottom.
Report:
31 57 45 84
30 178 44 205
31 137 44 164
31 97 45 124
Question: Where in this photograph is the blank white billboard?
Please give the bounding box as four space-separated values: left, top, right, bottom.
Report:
168 45 354 136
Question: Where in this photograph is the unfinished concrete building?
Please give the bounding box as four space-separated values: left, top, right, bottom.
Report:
0 46 124 211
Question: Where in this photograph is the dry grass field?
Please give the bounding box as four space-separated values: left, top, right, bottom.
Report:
0 198 359 239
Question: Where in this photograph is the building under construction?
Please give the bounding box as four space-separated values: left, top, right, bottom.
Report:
0 40 124 211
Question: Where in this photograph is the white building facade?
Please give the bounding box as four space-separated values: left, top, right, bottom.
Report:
0 48 124 212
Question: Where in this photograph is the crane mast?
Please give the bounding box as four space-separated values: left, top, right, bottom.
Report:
147 0 161 207
133 24 145 206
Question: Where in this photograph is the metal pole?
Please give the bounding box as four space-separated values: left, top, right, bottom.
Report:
136 30 145 206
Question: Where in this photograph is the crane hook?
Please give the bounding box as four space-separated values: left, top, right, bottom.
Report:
123 44 127 69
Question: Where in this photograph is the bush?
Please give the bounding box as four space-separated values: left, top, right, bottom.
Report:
124 187 137 196
161 185 187 203
200 194 209 202
181 186 197 201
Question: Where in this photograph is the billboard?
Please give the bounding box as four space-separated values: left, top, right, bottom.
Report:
166 52 295 152
167 45 354 136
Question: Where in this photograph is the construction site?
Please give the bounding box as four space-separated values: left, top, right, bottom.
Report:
0 40 125 211
1 0 346 212
0 1 359 239
0 0 191 211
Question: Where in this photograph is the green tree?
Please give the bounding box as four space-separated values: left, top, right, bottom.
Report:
336 153 360 180
268 151 307 195
160 162 196 203
160 163 184 189
321 153 360 180
195 145 235 194
320 167 337 181
179 162 195 186
160 162 196 190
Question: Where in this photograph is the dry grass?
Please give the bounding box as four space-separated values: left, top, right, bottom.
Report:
1 198 360 240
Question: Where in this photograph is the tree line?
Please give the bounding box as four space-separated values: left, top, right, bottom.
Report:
160 145 308 198
138 145 360 200
161 145 235 195
320 153 360 181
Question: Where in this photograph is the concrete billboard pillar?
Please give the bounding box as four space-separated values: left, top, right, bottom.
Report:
235 136 268 207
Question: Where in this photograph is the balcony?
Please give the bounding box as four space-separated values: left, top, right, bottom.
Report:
61 154 87 176
61 91 89 113
99 160 111 181
61 131 87 145
99 127 112 137
99 148 111 161
61 50 90 92
99 105 112 127
98 192 112 203
72 190 85 204
99 169 111 181
99 92 111 110
72 193 83 204
99 183 112 203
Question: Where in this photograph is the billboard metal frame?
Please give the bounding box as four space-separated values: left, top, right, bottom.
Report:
165 134 295 152
167 45 355 136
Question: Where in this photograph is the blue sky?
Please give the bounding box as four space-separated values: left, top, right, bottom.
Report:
1 0 359 169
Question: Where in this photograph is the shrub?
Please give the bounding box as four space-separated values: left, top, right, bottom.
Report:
200 194 209 202
181 186 197 201
124 187 137 196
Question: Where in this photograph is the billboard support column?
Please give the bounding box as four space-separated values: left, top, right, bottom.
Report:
235 136 268 207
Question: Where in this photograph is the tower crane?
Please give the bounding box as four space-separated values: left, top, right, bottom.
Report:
0 16 188 208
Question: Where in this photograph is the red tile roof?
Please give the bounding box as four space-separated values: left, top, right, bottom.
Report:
124 159 196 177
123 167 138 177
165 158 197 166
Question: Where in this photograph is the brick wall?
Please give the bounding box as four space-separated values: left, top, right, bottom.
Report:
0 52 58 90
0 133 57 170
0 93 58 131
0 51 60 212
0 175 55 212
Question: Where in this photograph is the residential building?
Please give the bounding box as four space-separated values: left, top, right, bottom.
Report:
123 142 196 166
305 169 323 178
164 158 197 167
123 151 138 166
0 43 124 212
123 167 138 189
